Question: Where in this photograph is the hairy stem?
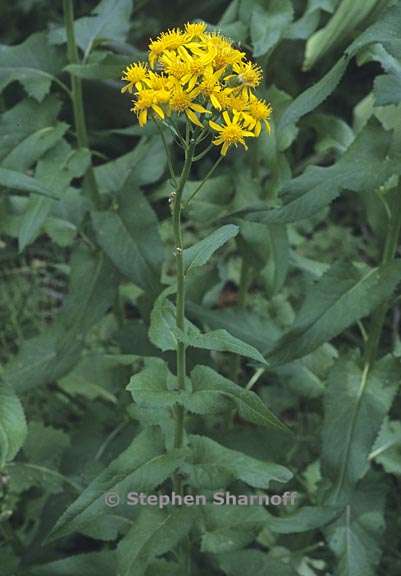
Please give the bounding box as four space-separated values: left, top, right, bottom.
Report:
63 0 100 207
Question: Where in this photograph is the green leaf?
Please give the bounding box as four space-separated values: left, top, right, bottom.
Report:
94 136 167 195
181 328 268 365
250 0 293 57
64 51 132 81
374 73 401 105
304 0 383 70
0 32 65 101
0 95 62 162
267 260 401 366
48 428 183 541
0 380 27 467
127 358 180 409
29 551 117 576
188 366 289 432
92 185 164 296
234 122 397 224
278 56 348 134
1 123 68 172
201 505 268 553
117 507 196 576
370 418 401 475
266 506 341 533
322 355 400 499
326 474 387 576
0 168 58 199
188 303 279 355
186 435 292 490
149 293 268 365
19 144 90 251
50 0 134 53
217 550 297 576
183 224 239 274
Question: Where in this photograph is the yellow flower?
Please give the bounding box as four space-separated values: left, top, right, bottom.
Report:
121 62 148 93
209 111 255 156
205 34 244 70
179 46 216 91
132 89 165 126
121 22 270 149
198 68 225 109
184 21 207 40
149 28 187 68
160 50 189 81
169 84 210 127
227 61 263 96
242 96 272 136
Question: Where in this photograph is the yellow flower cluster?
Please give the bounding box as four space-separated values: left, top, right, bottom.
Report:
121 22 271 156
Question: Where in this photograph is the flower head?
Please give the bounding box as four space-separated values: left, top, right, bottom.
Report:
242 96 272 136
209 111 255 156
121 22 271 155
121 62 148 93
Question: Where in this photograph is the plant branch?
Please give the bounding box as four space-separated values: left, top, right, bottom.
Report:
63 0 100 208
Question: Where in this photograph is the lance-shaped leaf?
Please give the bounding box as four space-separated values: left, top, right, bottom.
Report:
0 168 58 199
92 185 164 296
322 355 400 499
183 224 239 274
325 475 387 576
266 506 342 533
29 551 117 576
149 293 268 365
267 260 401 366
232 122 398 225
0 381 27 467
185 435 292 490
187 366 289 432
201 505 269 553
48 428 183 541
117 507 196 576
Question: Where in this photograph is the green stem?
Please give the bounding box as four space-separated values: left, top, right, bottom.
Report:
63 0 100 208
173 142 195 473
364 191 401 368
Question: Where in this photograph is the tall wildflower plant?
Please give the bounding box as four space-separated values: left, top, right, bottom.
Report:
120 22 277 486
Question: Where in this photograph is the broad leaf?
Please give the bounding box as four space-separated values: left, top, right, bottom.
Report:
0 32 65 101
322 354 400 499
188 366 289 431
118 507 196 576
326 474 387 576
267 260 401 366
48 427 183 541
0 381 27 467
149 293 268 365
250 0 293 57
50 0 133 53
185 435 292 490
92 185 164 296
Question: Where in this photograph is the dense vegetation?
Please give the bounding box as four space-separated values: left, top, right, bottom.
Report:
1 0 401 575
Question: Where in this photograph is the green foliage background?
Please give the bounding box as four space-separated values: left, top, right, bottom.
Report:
1 0 401 575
